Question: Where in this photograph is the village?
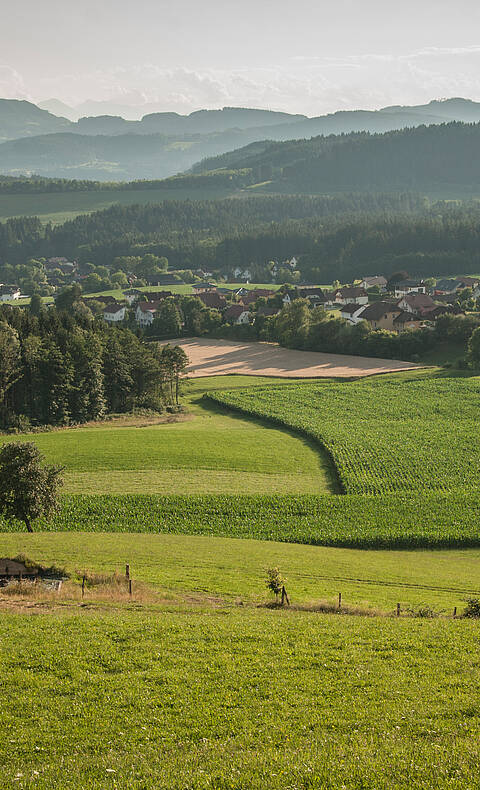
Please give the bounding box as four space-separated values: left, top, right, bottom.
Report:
0 258 478 335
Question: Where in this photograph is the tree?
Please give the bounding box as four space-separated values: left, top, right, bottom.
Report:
468 327 480 367
0 323 21 426
0 442 63 532
157 344 188 405
29 294 44 316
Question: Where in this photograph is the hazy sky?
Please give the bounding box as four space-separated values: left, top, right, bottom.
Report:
3 0 480 116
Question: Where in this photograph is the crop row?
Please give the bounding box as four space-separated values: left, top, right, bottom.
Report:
207 377 480 495
1 490 480 548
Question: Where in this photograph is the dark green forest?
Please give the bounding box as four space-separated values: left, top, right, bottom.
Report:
0 301 187 429
3 194 480 282
195 122 480 194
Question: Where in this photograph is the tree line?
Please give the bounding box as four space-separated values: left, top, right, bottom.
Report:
0 300 187 430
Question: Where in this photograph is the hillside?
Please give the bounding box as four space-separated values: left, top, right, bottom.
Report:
194 121 480 195
3 98 480 181
0 98 70 142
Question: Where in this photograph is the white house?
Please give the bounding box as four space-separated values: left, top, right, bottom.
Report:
340 303 366 324
394 280 426 298
397 293 436 315
0 286 21 302
334 287 369 306
103 303 126 323
136 301 160 327
122 289 142 305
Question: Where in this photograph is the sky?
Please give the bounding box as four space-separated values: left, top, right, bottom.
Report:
3 0 480 117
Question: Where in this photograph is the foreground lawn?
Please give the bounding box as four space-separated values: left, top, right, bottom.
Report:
2 532 480 610
1 609 480 789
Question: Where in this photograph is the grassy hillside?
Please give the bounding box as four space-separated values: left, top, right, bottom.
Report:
3 607 480 789
0 376 333 496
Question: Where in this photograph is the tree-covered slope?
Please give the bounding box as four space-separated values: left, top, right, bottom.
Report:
194 121 480 194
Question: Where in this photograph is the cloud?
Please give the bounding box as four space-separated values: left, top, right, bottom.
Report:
0 65 28 99
6 45 480 117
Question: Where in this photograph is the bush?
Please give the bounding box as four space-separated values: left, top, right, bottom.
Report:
463 598 480 618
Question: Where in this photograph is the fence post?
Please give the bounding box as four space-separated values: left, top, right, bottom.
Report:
396 603 401 617
281 586 290 606
129 579 132 597
338 592 342 610
126 564 130 581
82 574 86 598
453 606 457 618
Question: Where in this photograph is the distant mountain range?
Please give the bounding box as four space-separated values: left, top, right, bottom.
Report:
2 97 480 182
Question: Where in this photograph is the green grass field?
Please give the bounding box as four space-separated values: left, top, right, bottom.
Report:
0 376 334 496
2 531 480 609
3 369 480 789
2 608 480 789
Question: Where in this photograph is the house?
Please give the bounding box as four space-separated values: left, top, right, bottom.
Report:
197 292 227 310
123 288 143 305
298 287 327 304
224 304 251 324
0 286 21 302
340 303 366 324
392 311 423 331
457 276 480 289
135 301 162 327
192 282 217 293
433 279 462 296
358 301 402 330
103 303 126 323
360 276 387 291
394 280 426 297
334 287 369 306
397 293 436 316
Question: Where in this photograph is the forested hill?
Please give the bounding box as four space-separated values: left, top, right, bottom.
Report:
193 122 480 194
6 195 480 283
4 98 480 182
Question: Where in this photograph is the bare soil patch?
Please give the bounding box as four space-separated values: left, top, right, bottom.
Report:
169 338 421 378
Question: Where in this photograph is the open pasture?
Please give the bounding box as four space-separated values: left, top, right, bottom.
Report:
2 607 480 790
3 531 480 609
209 374 480 494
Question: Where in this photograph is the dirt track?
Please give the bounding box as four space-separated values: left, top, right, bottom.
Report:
169 338 421 378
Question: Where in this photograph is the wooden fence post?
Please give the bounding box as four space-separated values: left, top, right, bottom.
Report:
338 592 342 610
82 574 86 598
396 603 401 617
126 564 130 581
453 606 457 618
129 579 132 597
